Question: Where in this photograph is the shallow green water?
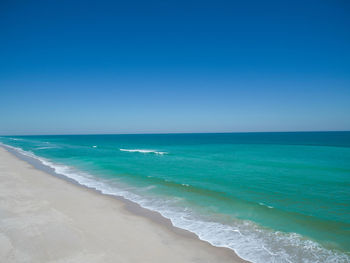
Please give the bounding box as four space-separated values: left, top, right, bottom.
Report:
1 132 349 262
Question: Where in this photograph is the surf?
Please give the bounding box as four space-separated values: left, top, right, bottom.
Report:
119 149 167 155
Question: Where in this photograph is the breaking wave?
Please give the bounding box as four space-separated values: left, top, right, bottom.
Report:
120 149 167 155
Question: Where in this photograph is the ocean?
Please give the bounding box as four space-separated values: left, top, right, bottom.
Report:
1 132 349 263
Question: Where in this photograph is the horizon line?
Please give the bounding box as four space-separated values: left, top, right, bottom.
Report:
1 130 350 137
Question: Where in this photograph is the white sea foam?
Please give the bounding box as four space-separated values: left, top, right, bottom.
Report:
92 145 97 148
1 143 349 263
259 202 274 209
36 146 57 150
120 149 167 155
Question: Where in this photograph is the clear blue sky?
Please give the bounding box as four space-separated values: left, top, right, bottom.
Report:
1 0 349 135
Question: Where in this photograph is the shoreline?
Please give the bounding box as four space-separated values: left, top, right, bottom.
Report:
0 145 248 263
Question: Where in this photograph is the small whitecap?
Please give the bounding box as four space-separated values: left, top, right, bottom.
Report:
120 149 167 155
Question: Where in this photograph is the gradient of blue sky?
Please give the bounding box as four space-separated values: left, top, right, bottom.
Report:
0 0 349 135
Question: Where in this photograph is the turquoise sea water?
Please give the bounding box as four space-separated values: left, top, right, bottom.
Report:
1 132 349 263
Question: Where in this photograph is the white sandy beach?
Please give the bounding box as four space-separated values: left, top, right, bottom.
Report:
0 146 247 263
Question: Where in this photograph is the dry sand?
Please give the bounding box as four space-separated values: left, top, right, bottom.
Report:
0 146 248 263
